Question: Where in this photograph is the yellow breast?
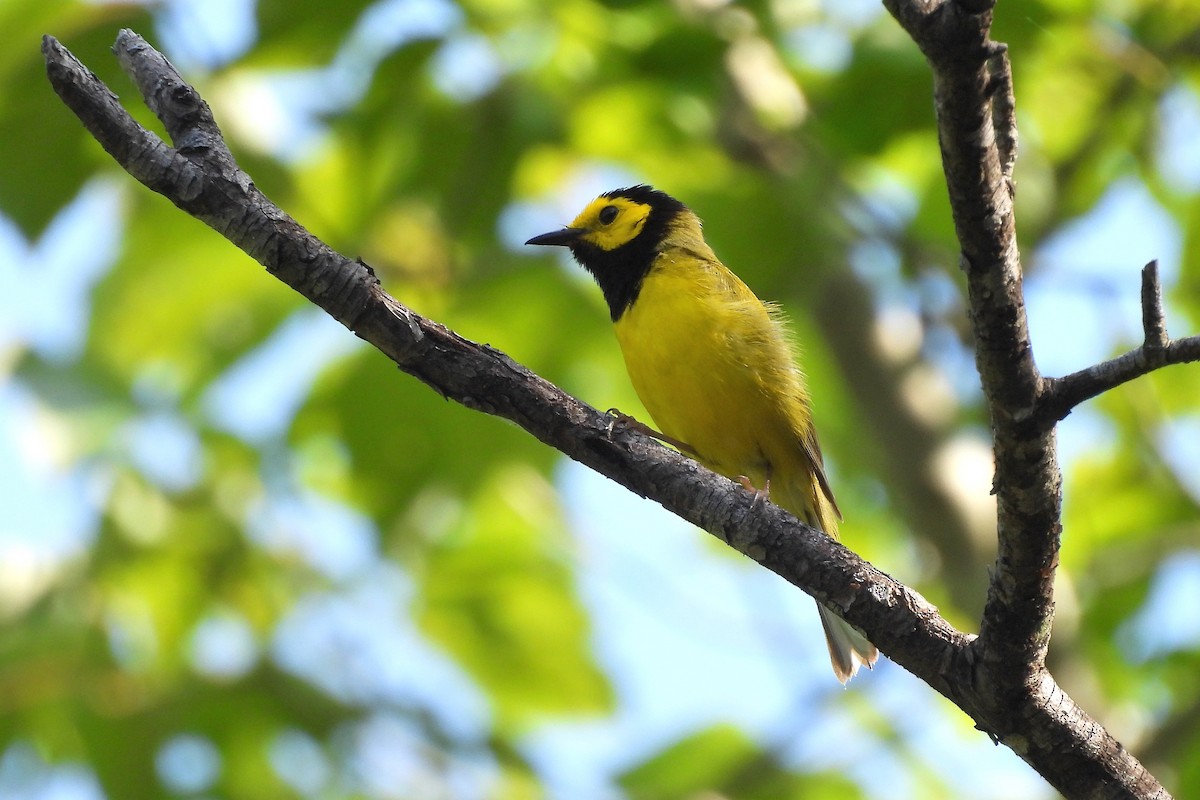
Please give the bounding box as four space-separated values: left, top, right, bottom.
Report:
613 249 816 503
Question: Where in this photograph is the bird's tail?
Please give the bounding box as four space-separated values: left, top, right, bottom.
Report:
771 467 879 682
817 603 878 685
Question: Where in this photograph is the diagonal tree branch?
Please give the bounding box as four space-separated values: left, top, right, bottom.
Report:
43 25 1179 800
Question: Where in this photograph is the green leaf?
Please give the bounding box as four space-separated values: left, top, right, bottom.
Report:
618 724 863 799
253 0 380 66
86 192 301 395
417 464 612 728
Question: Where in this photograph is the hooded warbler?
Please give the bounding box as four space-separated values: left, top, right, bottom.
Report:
527 185 878 683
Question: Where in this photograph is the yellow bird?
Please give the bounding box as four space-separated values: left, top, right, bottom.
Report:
527 185 878 683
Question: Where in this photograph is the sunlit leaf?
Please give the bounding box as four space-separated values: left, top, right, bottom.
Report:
418 464 612 727
618 724 863 799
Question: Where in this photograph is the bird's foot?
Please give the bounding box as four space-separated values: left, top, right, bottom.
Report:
604 408 697 457
736 475 771 508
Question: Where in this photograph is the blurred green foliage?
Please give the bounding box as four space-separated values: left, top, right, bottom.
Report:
3 0 1200 797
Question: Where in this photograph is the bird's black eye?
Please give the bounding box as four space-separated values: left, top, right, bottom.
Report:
598 205 619 225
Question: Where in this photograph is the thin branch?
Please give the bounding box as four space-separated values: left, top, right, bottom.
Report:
1039 261 1200 424
1142 259 1169 349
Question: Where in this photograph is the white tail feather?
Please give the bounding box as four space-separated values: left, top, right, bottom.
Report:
817 604 879 684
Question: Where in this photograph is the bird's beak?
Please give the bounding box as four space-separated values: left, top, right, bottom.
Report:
525 227 584 247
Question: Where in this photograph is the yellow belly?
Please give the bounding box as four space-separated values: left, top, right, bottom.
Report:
613 255 810 493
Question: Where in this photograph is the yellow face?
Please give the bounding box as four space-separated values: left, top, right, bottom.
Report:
526 185 686 319
568 195 653 251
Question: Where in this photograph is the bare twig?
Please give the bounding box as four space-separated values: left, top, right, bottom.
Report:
1039 261 1200 424
1142 260 1169 350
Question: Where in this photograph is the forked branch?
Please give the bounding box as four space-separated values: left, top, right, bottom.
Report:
1040 261 1200 424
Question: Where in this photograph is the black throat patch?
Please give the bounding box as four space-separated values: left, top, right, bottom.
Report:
570 186 686 322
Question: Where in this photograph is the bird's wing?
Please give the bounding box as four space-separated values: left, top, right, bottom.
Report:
802 428 842 522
